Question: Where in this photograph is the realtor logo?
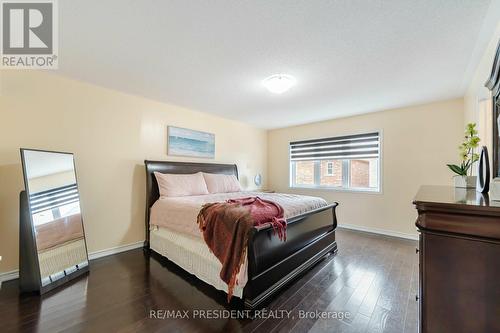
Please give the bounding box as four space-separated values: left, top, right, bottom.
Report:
1 0 58 69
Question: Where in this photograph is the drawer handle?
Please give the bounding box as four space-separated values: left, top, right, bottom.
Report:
415 248 419 254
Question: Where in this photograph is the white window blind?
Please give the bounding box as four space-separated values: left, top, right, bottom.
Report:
290 132 380 161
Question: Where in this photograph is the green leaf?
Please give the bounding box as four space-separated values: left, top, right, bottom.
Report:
447 164 466 176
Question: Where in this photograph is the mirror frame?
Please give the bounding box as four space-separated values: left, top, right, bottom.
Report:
485 39 500 177
20 148 89 294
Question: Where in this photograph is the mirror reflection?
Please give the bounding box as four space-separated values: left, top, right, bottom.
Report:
22 150 88 287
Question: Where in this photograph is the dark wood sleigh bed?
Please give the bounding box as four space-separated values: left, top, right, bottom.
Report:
144 160 338 309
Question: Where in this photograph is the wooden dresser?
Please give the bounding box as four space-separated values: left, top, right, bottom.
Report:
414 186 500 333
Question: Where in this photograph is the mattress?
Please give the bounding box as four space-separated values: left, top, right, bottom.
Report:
150 226 247 298
150 191 328 238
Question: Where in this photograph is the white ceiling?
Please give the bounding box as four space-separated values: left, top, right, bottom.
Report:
57 0 498 129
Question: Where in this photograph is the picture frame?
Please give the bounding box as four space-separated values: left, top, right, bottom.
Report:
167 126 215 159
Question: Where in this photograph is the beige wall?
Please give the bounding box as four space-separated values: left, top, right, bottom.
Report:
268 98 464 238
0 71 267 273
464 22 500 155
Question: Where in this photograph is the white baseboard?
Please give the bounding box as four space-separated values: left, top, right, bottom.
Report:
0 270 20 283
0 240 144 283
338 223 418 241
87 241 143 260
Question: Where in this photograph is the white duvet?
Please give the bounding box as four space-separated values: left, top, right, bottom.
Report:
149 191 329 238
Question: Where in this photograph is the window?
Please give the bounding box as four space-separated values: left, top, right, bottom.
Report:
290 132 380 191
326 162 334 176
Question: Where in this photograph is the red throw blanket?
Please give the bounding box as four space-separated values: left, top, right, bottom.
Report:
197 197 286 301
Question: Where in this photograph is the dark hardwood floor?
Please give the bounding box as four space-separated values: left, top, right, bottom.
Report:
0 228 418 333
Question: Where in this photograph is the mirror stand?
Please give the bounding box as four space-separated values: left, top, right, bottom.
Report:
19 190 40 293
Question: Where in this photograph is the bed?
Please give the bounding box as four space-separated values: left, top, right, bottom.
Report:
144 160 338 309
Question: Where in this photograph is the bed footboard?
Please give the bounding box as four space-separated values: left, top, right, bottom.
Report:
243 203 338 309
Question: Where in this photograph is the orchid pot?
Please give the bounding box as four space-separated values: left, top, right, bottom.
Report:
453 175 477 189
447 123 480 189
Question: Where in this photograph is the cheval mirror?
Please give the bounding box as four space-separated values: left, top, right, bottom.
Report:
19 149 89 294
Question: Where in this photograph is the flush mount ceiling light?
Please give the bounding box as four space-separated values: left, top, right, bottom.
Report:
262 74 296 94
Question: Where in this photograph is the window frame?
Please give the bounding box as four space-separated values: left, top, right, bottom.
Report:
288 130 383 193
326 162 334 176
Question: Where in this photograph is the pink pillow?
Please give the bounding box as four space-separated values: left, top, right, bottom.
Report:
203 173 242 193
154 172 209 197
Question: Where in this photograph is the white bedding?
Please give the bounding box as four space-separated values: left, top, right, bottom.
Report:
150 226 247 298
150 191 328 238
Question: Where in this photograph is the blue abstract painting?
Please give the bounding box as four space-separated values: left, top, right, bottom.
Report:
168 126 215 158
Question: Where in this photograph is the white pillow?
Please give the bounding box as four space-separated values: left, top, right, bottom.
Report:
154 172 209 197
203 172 242 193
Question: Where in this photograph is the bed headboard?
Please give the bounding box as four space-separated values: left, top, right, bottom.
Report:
143 160 238 247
